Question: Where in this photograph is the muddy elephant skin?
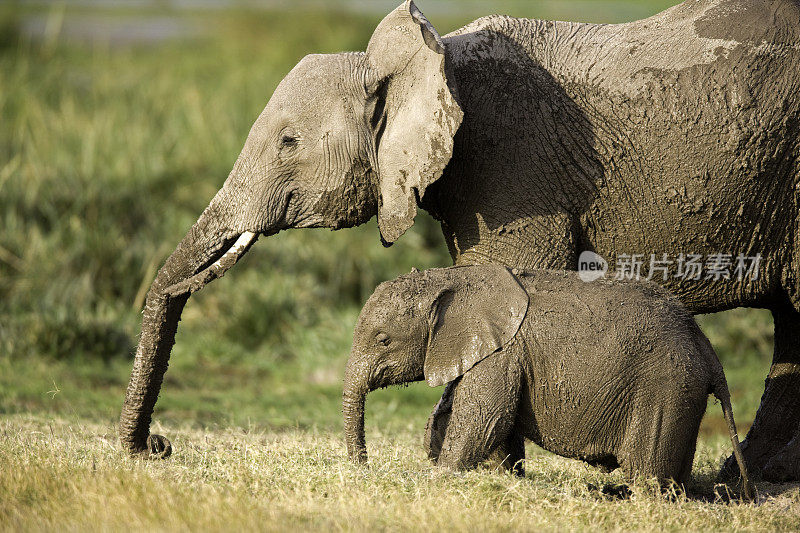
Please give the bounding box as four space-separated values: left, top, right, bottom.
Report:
120 0 800 479
343 266 754 498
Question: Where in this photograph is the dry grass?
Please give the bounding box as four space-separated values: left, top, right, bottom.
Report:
2 415 799 532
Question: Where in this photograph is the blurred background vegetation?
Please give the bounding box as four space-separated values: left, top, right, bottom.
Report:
0 1 774 440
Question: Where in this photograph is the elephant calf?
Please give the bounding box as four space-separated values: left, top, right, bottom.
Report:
342 265 753 497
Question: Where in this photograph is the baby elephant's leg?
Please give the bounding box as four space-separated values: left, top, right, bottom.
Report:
620 389 706 487
437 352 522 472
426 382 524 473
424 381 455 463
485 431 526 476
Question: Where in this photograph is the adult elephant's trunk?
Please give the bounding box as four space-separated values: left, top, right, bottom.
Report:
343 359 370 464
119 190 259 457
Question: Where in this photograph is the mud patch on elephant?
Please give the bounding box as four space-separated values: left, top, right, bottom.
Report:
694 0 800 45
314 159 379 230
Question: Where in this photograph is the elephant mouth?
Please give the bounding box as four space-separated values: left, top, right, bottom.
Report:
163 231 259 298
160 186 298 298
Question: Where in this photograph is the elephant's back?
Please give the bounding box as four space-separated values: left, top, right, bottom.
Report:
517 269 704 386
559 0 800 98
517 269 684 321
445 0 800 91
689 0 800 46
517 270 697 378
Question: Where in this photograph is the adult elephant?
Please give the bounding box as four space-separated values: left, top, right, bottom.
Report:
120 0 800 481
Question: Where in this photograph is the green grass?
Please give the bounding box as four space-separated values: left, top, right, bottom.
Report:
0 1 792 530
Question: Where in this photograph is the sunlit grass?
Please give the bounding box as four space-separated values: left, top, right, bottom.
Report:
2 416 798 532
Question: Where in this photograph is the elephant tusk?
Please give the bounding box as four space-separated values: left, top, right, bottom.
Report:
163 231 258 298
210 231 257 271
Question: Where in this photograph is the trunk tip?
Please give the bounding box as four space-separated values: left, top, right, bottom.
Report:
349 448 368 464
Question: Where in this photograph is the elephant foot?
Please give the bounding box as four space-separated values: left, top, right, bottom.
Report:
484 432 525 477
719 427 800 482
145 434 172 459
763 434 800 482
720 329 800 482
587 483 632 500
719 434 770 482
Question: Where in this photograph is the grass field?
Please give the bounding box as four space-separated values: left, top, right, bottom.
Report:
3 418 800 531
0 1 797 530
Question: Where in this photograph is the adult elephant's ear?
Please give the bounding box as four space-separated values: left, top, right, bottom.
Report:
424 266 529 387
365 0 463 244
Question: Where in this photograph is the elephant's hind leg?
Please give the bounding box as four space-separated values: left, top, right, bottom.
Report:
620 392 704 488
724 308 800 482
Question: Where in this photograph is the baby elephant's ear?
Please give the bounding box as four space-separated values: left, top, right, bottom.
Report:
424 266 529 387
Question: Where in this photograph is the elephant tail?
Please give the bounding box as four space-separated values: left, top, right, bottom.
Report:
711 367 755 502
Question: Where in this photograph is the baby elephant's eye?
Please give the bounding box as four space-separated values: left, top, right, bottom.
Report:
376 333 390 346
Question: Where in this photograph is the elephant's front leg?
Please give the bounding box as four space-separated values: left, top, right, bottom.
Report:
425 383 525 476
425 406 525 477
722 307 800 482
485 431 525 476
424 381 455 463
436 353 522 472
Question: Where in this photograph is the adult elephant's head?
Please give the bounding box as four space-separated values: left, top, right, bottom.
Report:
119 0 462 457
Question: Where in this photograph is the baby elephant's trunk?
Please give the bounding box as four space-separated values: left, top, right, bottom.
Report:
342 359 369 464
713 378 755 501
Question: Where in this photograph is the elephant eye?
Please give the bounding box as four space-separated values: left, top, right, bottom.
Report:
279 128 299 149
376 333 390 346
280 134 298 147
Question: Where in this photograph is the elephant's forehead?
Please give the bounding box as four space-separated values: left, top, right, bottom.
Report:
362 289 417 326
276 53 362 106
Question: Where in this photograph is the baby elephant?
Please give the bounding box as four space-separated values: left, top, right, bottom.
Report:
343 265 753 498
